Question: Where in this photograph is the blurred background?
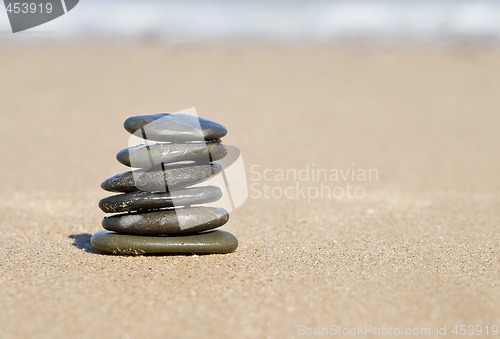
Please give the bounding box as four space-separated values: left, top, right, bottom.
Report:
0 0 499 193
2 0 500 43
0 0 500 43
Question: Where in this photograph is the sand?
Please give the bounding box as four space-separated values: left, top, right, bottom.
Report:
0 43 498 338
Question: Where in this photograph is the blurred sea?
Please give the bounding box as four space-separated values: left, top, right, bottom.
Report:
1 0 500 43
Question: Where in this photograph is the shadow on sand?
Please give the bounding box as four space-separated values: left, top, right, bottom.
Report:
69 233 100 254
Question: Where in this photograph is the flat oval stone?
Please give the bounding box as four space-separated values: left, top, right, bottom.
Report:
90 229 238 255
101 162 222 193
124 114 227 142
102 206 229 235
99 186 222 213
116 142 227 168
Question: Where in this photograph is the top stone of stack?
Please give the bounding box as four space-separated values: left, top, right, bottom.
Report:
124 113 228 142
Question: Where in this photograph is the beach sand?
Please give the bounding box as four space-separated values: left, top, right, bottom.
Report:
0 43 498 338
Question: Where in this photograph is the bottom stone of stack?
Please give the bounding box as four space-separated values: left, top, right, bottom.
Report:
90 230 238 255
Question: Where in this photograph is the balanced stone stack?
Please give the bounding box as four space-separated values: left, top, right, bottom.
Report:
90 113 238 255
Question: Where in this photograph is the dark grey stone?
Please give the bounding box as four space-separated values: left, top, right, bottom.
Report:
101 162 222 193
102 206 229 235
99 186 223 213
124 113 227 142
90 229 238 255
116 142 227 168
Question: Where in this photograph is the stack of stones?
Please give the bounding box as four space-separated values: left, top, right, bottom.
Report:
90 113 238 255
